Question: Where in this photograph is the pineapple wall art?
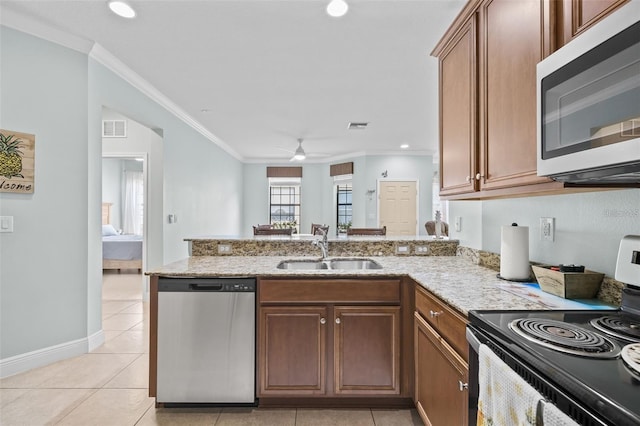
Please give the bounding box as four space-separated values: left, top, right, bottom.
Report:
0 129 35 193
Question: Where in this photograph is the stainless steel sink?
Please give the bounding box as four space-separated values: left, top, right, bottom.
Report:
276 260 328 270
329 258 383 270
276 258 382 270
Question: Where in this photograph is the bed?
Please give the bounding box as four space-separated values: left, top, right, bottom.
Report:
102 203 142 272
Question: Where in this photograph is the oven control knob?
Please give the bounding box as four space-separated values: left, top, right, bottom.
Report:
458 381 468 391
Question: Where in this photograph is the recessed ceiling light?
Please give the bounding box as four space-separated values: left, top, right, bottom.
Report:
108 1 136 19
400 144 409 149
326 0 349 18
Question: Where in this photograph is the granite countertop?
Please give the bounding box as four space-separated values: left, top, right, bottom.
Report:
148 255 594 315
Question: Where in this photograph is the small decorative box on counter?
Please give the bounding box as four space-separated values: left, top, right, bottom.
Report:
532 265 604 299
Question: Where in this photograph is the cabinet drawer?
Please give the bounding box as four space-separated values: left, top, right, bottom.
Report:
415 286 468 362
259 278 401 304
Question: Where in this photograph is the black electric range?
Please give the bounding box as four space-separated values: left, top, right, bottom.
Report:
468 307 640 426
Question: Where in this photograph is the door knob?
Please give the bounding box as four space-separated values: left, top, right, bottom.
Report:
475 173 485 181
335 318 341 324
320 318 326 325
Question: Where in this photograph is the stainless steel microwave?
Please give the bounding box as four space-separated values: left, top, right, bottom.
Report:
537 4 640 184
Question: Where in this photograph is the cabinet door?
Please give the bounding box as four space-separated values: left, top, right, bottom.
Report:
478 0 553 190
561 0 629 46
258 306 327 395
414 312 468 426
334 306 401 395
439 16 478 197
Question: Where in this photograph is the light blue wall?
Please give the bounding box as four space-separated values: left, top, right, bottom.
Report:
1 26 245 363
0 27 89 359
449 189 640 277
242 155 434 236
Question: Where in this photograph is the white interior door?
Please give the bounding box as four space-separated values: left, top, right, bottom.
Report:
378 181 418 236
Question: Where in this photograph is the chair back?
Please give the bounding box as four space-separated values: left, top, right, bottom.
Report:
346 226 386 236
425 221 449 236
253 225 293 236
311 223 329 235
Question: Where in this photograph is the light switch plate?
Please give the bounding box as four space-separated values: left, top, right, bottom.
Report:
455 216 462 232
395 245 410 255
0 216 14 233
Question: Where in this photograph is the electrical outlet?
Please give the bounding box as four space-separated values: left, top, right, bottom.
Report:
415 245 429 254
218 244 232 254
540 217 555 242
395 245 410 254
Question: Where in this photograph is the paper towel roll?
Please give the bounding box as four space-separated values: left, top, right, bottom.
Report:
500 224 530 280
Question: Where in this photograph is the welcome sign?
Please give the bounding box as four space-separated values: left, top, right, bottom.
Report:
0 129 35 194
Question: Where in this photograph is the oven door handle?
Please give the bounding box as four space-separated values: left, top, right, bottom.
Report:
466 327 481 353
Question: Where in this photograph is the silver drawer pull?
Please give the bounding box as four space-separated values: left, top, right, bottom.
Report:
320 318 326 325
335 317 341 324
429 310 442 318
459 381 468 391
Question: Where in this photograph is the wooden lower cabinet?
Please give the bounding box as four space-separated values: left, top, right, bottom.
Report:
259 306 327 395
414 312 468 426
334 306 401 395
258 304 401 397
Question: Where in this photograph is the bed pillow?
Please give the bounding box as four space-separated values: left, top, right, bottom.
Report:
102 224 118 236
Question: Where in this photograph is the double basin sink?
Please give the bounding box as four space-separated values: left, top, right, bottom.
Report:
277 258 382 270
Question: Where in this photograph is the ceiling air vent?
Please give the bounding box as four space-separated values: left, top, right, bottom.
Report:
348 122 369 130
102 120 127 138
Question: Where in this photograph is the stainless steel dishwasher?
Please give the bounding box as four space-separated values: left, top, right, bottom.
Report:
156 276 256 404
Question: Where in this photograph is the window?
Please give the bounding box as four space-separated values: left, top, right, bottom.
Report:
269 178 300 232
336 183 352 234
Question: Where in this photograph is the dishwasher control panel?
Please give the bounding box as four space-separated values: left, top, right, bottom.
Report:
158 277 256 292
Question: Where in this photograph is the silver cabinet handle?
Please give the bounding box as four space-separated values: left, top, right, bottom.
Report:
459 381 468 391
320 318 326 325
429 310 442 318
335 317 341 324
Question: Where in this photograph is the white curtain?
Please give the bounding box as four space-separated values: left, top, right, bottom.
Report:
123 170 144 235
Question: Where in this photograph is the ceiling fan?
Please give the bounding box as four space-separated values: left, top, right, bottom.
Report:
276 138 330 162
291 138 306 161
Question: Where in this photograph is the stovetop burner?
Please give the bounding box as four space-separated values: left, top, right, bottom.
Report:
508 318 621 358
590 315 640 342
621 343 640 377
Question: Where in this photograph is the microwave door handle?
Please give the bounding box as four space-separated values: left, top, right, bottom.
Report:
466 327 481 353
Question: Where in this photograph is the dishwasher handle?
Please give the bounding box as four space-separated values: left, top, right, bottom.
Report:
189 283 223 291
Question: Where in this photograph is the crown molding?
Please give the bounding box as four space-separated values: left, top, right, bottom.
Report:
89 44 242 161
0 4 243 162
0 5 93 53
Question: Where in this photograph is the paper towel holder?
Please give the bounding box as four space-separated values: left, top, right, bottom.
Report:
498 222 533 282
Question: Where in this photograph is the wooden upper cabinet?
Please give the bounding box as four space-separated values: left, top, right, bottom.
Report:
560 0 629 46
439 16 478 196
478 0 554 190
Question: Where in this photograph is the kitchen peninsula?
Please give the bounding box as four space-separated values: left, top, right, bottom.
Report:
147 235 621 423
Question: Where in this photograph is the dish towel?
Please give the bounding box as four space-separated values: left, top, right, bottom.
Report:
477 344 544 426
541 400 580 426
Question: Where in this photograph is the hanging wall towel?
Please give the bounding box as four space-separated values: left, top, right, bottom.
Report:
500 223 530 280
477 344 543 426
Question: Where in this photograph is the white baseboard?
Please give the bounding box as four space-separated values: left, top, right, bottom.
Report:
87 329 105 352
0 330 105 379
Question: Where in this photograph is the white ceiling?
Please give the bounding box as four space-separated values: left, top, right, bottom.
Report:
1 0 465 163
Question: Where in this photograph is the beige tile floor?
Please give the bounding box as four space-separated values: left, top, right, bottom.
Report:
0 271 423 425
